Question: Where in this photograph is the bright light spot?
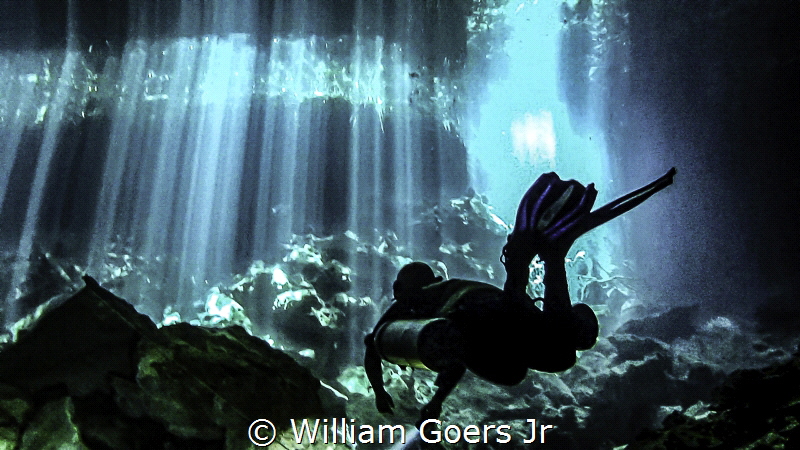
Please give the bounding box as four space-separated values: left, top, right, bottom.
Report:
490 212 509 229
510 110 556 168
272 268 288 287
35 105 47 124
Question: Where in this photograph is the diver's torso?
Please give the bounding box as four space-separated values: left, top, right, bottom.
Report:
379 278 544 338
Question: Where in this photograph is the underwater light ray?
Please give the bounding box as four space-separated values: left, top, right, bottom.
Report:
88 41 148 270
346 37 364 239
183 77 221 282
4 0 475 330
251 103 278 258
0 54 41 211
176 102 218 297
366 68 388 366
204 35 256 278
141 38 199 261
292 101 312 232
370 36 386 238
343 16 367 366
175 34 256 296
6 49 81 320
274 98 301 249
390 42 415 247
300 99 327 231
251 46 280 258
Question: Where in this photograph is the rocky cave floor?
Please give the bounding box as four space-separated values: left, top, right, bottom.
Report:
0 193 798 449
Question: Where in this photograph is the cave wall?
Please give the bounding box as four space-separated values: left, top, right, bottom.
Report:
601 0 799 318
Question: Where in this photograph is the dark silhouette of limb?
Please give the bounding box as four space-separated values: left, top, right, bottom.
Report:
503 168 676 370
503 168 676 269
503 167 676 294
363 297 424 415
529 254 577 372
364 333 395 414
416 365 466 428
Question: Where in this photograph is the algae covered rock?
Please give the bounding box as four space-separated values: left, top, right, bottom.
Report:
20 398 88 450
0 383 31 428
123 322 323 440
0 277 326 448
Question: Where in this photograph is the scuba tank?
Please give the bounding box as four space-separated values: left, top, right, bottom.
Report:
373 318 464 372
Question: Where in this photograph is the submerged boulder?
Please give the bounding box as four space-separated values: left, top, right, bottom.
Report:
616 305 700 343
0 276 159 396
19 398 87 450
121 322 324 443
627 349 800 449
0 277 324 448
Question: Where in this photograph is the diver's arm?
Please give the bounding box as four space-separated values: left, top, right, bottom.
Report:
364 332 394 414
417 365 466 428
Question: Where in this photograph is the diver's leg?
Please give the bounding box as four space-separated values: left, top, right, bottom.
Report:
506 169 675 370
541 254 571 316
511 168 677 304
501 173 563 296
537 168 677 314
416 365 466 428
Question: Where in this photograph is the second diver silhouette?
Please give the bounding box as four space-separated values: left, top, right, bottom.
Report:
364 168 677 427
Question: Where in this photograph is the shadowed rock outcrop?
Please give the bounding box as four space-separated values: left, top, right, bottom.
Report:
627 348 800 449
0 276 324 448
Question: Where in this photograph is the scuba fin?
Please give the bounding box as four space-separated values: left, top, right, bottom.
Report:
502 168 676 292
501 173 597 293
579 167 676 234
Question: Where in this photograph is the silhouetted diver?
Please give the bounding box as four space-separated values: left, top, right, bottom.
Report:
364 168 676 427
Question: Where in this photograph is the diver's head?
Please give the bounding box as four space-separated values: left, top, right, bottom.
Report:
393 262 442 302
